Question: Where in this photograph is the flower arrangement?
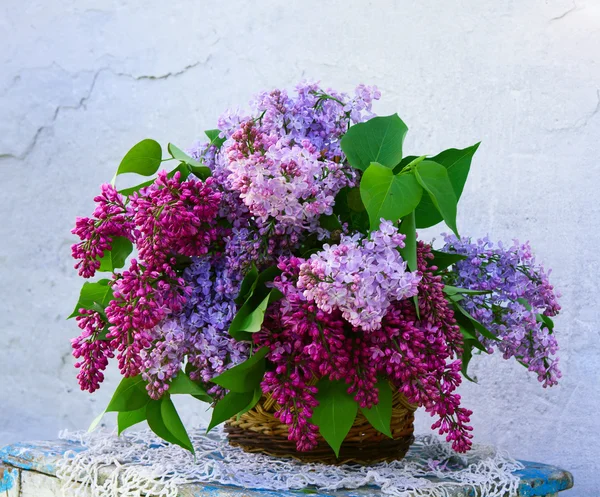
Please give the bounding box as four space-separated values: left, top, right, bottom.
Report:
69 83 560 459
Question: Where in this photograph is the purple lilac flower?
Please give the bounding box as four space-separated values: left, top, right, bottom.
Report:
297 219 421 331
187 82 381 266
441 235 561 387
180 257 250 396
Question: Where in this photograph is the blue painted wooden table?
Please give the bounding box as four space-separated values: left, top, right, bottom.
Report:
0 439 573 496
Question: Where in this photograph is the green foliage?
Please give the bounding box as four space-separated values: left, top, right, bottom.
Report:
106 376 150 413
168 143 211 180
443 285 491 296
341 114 408 171
97 237 133 272
333 187 369 234
147 396 194 453
359 379 393 438
311 379 358 457
399 212 417 272
453 302 499 342
68 279 113 319
430 143 480 199
319 213 343 232
414 160 459 236
169 371 212 402
414 144 479 228
207 390 256 432
229 266 283 340
115 139 162 177
117 407 147 435
360 163 423 230
205 129 226 149
430 250 467 271
211 347 269 393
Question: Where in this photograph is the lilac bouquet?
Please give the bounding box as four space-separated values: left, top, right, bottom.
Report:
69 82 560 458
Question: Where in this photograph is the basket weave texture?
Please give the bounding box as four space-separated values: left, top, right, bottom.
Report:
225 388 417 465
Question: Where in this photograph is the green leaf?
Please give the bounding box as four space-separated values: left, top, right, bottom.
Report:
537 313 555 332
237 387 263 419
235 264 259 305
168 143 211 180
414 190 443 229
457 320 487 352
119 179 155 196
147 396 194 453
399 212 417 272
360 163 423 231
205 129 226 149
229 291 273 339
97 237 133 272
341 114 408 171
392 155 418 174
118 406 147 435
212 347 269 393
87 411 106 433
360 379 393 438
461 340 477 382
169 371 211 401
430 250 467 271
430 143 480 199
453 303 500 341
106 376 150 413
319 213 343 232
443 285 491 296
413 144 480 229
116 139 162 177
207 390 255 432
415 160 459 236
333 187 369 234
230 266 283 340
68 279 113 319
399 212 419 318
311 379 358 457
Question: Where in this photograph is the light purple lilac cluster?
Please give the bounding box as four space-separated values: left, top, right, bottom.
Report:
297 219 421 331
441 235 561 386
189 82 381 257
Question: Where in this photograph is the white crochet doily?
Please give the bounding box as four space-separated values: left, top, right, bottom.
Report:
56 427 524 497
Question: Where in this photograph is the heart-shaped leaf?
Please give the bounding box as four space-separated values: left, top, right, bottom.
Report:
97 237 133 272
106 376 149 413
68 279 113 319
116 139 162 177
360 163 423 231
341 114 408 171
211 347 269 393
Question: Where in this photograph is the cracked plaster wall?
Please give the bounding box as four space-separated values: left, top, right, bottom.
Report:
0 1 598 495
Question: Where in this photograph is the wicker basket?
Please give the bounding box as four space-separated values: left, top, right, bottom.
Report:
225 388 417 465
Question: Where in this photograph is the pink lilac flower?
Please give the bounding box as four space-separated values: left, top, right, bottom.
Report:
71 184 133 278
297 219 421 331
71 172 223 389
441 235 561 387
130 171 222 266
72 310 114 393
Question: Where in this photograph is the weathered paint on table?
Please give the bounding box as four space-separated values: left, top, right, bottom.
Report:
0 439 573 497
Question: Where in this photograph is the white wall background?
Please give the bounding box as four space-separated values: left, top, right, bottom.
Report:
1 0 598 495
